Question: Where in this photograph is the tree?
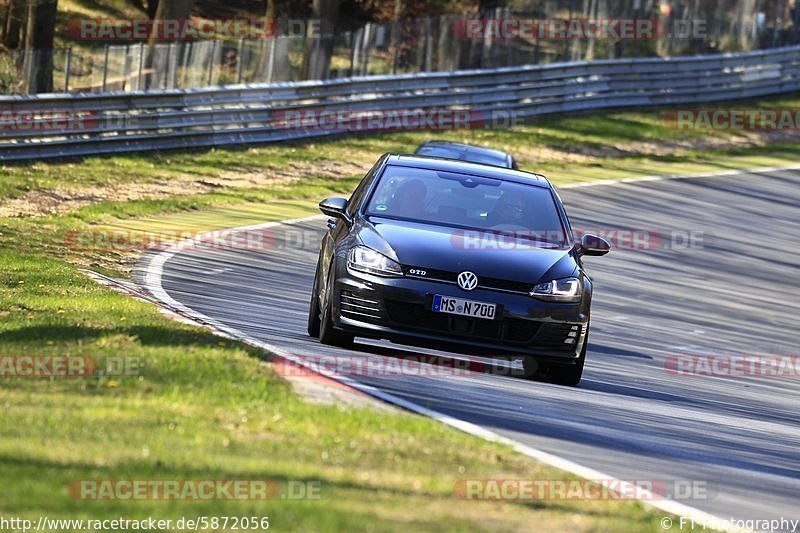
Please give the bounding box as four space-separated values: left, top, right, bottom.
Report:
145 0 193 89
126 0 158 18
145 0 159 19
265 0 276 20
302 0 340 79
151 0 193 30
22 0 58 93
2 0 27 50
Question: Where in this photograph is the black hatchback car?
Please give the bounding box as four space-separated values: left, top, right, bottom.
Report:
307 154 609 385
414 140 518 169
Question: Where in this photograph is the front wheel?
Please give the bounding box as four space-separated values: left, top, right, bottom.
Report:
318 260 354 348
306 262 322 337
547 343 586 387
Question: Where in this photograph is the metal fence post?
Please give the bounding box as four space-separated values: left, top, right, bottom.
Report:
237 38 245 84
266 37 276 84
64 48 72 92
164 43 171 89
207 40 218 86
102 45 110 92
138 42 145 90
391 23 399 75
351 28 362 77
122 44 130 91
361 23 371 75
424 18 432 72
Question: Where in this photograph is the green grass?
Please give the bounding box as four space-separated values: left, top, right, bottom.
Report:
3 94 798 531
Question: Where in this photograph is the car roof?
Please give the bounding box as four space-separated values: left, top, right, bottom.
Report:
385 154 551 188
416 140 512 160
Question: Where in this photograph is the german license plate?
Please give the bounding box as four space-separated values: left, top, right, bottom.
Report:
432 295 496 320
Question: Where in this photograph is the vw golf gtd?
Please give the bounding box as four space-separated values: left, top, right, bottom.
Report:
307 154 610 385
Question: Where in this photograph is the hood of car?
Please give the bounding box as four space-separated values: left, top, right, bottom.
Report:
357 217 578 285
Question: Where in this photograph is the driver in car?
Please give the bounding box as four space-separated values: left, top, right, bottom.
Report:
390 179 428 218
487 191 527 227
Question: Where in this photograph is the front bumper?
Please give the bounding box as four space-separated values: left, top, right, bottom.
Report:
332 267 589 360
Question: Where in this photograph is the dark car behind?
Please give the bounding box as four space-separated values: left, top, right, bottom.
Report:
414 140 518 169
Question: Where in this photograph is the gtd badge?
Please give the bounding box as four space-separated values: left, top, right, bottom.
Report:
457 271 478 291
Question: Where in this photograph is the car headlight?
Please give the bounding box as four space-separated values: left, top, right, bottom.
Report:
530 277 582 302
348 246 403 277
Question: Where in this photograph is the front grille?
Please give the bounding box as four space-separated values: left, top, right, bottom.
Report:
478 276 534 294
504 318 542 343
340 290 382 322
403 265 532 295
385 299 580 350
385 300 450 330
385 300 541 345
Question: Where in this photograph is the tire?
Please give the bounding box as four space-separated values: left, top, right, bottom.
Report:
520 356 540 379
318 260 354 347
306 262 322 337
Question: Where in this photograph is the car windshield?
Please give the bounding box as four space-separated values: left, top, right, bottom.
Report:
365 165 567 246
415 145 509 168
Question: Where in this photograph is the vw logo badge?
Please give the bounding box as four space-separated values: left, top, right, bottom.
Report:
457 271 478 291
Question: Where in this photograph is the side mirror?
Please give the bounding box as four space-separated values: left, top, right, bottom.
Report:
579 233 611 256
319 197 350 223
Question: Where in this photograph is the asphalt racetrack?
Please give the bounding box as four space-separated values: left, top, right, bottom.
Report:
144 169 800 525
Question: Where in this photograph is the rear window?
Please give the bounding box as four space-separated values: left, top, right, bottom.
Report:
365 165 566 245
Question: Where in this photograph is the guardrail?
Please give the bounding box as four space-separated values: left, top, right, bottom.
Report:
1 45 799 162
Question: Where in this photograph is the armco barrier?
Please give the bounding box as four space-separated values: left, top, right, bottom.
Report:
1 45 799 161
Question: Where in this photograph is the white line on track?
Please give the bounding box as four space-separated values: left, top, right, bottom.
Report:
556 163 800 189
